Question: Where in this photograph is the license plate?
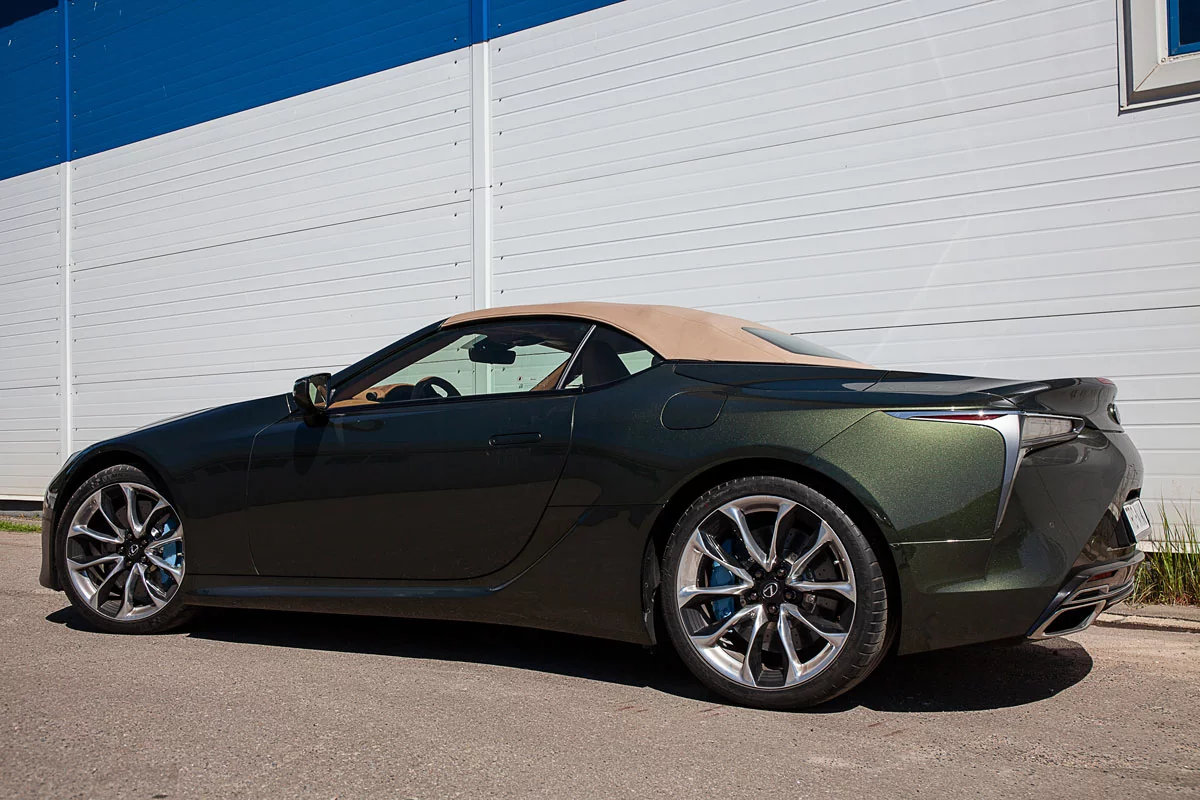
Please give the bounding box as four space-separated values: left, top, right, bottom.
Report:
1123 498 1151 540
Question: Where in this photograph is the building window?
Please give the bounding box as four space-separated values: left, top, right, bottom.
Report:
1120 0 1200 108
1169 0 1200 55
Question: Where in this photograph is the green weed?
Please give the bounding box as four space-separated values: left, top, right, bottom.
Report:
1131 504 1200 606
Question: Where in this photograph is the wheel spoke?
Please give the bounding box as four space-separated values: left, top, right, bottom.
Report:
139 564 167 609
786 522 835 582
121 484 142 535
142 499 171 534
67 553 123 573
788 606 849 648
789 579 856 602
720 504 772 571
145 531 182 551
691 529 753 584
739 605 769 687
767 500 797 574
145 552 182 585
69 523 122 546
97 492 127 540
690 604 758 648
88 558 127 611
777 606 805 686
116 564 141 619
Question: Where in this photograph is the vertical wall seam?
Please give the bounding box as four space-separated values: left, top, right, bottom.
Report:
59 0 74 462
469 39 493 311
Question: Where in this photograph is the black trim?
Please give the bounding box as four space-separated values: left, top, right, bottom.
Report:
190 585 495 599
328 318 445 392
1027 550 1145 637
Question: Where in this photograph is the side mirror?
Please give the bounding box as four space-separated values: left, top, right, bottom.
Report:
293 373 331 416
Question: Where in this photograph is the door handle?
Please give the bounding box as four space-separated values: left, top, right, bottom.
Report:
336 418 384 433
489 432 542 447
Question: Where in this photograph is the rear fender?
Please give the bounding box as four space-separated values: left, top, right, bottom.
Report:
806 410 1006 546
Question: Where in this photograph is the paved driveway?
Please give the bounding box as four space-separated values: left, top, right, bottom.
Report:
2 531 1198 798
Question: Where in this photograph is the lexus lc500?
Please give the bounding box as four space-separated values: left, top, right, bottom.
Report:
39 302 1148 709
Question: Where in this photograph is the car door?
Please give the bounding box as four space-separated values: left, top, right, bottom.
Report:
243 318 591 581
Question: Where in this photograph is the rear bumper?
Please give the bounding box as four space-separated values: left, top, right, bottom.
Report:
893 428 1145 655
1027 550 1144 639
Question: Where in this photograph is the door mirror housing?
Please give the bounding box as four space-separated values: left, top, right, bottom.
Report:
293 373 331 415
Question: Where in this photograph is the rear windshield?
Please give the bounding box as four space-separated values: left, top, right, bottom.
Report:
742 327 853 361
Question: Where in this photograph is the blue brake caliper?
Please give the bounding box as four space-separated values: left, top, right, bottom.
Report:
709 538 737 621
155 518 182 588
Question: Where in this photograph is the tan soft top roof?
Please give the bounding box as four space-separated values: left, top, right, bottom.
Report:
443 302 868 368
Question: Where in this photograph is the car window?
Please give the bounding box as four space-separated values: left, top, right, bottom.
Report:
562 326 660 389
333 319 591 408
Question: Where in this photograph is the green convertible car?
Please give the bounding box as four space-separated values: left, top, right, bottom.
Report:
38 302 1148 709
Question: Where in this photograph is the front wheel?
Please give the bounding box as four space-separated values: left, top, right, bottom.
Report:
56 464 195 634
661 476 888 709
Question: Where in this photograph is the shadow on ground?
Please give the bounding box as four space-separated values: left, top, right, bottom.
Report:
46 605 1092 713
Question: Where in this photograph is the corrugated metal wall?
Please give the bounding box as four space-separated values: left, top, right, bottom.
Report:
0 0 1197 536
0 166 63 497
490 0 1200 535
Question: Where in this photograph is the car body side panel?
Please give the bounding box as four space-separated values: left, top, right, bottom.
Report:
549 364 875 508
40 395 290 587
184 503 662 644
243 393 577 580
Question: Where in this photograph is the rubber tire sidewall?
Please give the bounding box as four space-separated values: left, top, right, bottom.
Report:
56 464 195 634
661 475 888 710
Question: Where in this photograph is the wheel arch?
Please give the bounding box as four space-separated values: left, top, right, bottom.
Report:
642 456 902 651
46 448 178 589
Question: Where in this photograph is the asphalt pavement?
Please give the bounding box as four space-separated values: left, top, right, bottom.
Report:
2 530 1198 799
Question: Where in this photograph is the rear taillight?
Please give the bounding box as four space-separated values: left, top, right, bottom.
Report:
889 409 1084 451
1020 414 1084 450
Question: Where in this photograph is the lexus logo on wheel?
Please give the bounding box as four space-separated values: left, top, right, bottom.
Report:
762 582 779 599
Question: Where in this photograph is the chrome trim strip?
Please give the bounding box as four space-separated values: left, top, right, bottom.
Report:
555 324 596 391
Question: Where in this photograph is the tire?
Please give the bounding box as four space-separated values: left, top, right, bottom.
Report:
56 464 195 634
661 475 888 709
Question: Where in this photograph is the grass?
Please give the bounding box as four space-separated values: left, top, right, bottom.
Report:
1131 504 1200 606
0 519 40 533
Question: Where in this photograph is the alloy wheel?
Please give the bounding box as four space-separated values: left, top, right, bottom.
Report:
64 482 184 622
674 494 857 689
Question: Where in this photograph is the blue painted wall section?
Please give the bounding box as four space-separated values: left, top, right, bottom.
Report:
0 1 63 181
0 0 625 182
68 0 470 159
490 0 622 36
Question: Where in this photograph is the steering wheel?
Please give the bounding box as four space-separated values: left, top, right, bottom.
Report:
411 375 461 400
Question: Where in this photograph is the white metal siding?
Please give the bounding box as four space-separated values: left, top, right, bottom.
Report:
0 165 62 496
68 50 475 449
491 0 1200 535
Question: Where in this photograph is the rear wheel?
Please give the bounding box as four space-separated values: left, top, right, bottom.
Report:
56 465 194 634
662 476 888 709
